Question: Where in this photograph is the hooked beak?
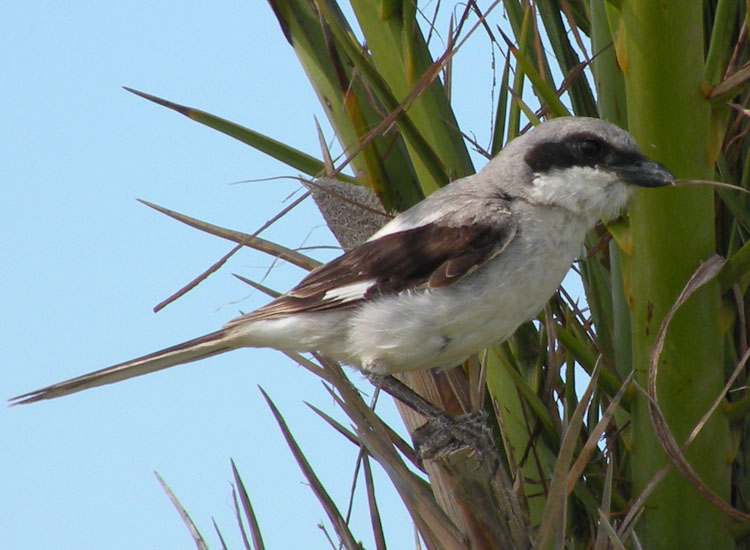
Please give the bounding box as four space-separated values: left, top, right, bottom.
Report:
615 157 676 188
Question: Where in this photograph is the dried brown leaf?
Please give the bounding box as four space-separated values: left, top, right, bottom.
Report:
646 255 750 522
260 387 361 550
154 471 208 550
363 455 387 550
567 372 633 494
232 273 282 298
230 485 253 550
154 243 243 312
536 361 601 549
138 199 321 271
231 459 265 550
313 358 466 550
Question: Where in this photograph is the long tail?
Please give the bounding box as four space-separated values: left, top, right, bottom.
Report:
10 329 240 405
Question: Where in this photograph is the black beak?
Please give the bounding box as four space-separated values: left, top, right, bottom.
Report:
615 157 676 188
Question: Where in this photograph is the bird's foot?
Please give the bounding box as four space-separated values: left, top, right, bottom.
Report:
412 410 492 460
363 372 493 460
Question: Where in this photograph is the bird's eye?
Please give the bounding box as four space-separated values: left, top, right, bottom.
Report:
579 139 602 159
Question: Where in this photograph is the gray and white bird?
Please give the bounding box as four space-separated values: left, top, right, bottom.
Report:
11 117 674 405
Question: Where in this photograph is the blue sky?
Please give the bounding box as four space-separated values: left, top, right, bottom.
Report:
2 2 516 549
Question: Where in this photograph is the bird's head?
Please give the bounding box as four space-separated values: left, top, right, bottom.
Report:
490 117 675 224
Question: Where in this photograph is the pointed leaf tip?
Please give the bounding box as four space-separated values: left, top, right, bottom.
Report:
123 86 192 116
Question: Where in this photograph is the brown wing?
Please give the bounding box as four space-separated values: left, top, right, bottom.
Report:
225 218 516 326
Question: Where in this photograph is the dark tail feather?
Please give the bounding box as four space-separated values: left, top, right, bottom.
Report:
10 329 239 405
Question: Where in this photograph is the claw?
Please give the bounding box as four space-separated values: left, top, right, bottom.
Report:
412 410 493 460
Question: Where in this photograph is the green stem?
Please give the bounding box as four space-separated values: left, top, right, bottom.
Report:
622 2 732 548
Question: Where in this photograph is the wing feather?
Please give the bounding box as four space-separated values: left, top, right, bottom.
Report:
225 214 516 327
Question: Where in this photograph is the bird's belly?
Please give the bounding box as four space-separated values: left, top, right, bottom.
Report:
347 234 579 374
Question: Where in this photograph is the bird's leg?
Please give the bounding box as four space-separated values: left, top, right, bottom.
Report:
364 372 492 460
363 372 449 419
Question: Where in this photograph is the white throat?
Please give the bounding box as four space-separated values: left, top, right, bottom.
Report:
528 166 632 224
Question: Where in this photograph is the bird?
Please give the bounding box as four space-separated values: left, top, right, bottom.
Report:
11 117 674 406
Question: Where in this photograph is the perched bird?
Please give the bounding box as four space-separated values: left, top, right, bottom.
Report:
11 117 674 406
